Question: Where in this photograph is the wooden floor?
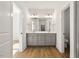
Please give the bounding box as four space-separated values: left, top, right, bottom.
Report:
13 46 69 58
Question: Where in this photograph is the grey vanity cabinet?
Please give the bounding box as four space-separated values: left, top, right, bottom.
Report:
27 33 56 46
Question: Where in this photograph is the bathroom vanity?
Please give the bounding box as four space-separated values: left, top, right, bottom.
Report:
26 32 56 46
26 15 56 46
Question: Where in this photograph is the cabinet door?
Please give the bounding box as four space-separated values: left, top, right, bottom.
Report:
48 34 51 45
38 34 40 45
39 34 41 45
44 34 46 45
45 34 49 45
50 34 56 45
34 34 37 45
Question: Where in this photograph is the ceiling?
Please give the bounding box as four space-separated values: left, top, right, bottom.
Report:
14 1 70 16
28 8 54 16
15 1 70 9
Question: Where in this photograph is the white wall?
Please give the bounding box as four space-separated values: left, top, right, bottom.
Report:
77 1 79 57
25 9 31 33
70 1 77 58
50 13 56 33
0 2 13 57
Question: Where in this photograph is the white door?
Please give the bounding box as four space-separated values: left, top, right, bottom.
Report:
0 2 13 57
19 13 26 52
61 10 65 53
13 2 26 52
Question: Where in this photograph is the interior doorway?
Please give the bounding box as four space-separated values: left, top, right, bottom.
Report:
63 6 70 57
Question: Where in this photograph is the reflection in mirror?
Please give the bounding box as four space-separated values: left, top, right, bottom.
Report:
41 25 45 31
31 18 53 32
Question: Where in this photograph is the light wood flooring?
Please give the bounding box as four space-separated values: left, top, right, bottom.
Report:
13 46 69 58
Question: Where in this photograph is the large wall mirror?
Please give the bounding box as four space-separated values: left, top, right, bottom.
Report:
31 18 52 32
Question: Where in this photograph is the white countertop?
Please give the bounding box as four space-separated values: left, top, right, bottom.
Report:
26 31 56 33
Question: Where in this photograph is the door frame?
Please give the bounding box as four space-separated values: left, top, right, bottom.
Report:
61 2 77 58
61 3 70 57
